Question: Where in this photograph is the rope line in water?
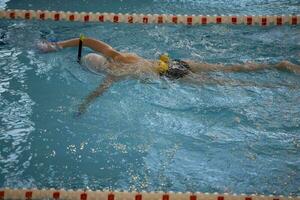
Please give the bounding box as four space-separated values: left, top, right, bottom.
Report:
0 9 299 26
0 188 299 200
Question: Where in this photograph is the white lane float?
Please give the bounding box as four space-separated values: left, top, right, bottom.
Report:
0 9 299 26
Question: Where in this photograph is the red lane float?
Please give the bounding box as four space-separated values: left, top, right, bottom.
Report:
0 188 299 200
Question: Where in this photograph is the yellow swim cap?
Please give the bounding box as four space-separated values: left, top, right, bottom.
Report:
159 53 170 63
155 60 169 74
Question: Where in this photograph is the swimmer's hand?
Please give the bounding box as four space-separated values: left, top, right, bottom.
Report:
76 103 88 117
37 41 62 53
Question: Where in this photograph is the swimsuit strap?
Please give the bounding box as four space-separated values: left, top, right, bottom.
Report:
77 34 85 63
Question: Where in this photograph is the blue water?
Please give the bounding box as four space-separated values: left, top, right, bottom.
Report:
1 0 300 196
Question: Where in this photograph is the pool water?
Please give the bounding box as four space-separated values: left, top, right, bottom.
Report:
1 0 300 196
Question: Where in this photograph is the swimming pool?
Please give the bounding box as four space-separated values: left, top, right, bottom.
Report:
0 0 300 197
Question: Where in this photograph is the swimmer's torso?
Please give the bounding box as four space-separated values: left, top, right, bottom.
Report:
81 53 215 79
82 53 157 77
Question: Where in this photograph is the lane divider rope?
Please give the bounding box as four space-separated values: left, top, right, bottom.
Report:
0 9 299 26
0 9 299 199
0 188 299 200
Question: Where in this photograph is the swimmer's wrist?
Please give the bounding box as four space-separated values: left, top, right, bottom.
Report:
52 42 63 51
37 41 63 53
47 38 63 51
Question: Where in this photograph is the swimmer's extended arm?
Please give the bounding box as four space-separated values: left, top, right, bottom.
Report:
39 37 143 63
60 37 122 59
38 37 122 59
77 75 118 116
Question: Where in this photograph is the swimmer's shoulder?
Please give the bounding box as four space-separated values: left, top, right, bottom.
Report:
114 53 145 64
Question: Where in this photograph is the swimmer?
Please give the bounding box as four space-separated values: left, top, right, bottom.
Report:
38 37 300 115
